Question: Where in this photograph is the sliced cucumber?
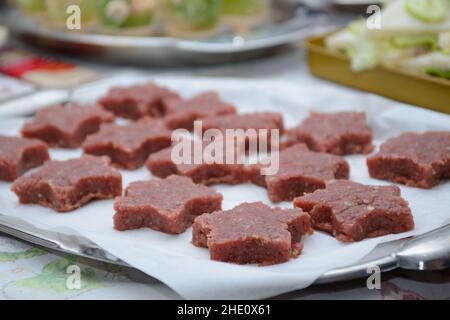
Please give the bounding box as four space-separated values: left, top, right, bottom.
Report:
405 0 449 23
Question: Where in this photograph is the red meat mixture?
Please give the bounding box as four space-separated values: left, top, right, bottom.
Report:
249 144 350 202
83 117 172 169
114 175 222 234
147 139 246 185
164 91 237 130
367 131 450 189
200 112 284 151
294 180 414 242
285 112 373 155
21 103 115 148
11 155 122 212
98 82 180 119
192 202 313 265
0 135 50 181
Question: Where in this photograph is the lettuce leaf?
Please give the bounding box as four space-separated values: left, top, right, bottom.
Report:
391 35 439 50
425 67 450 79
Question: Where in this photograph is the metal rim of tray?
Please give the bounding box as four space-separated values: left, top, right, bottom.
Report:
6 20 306 53
0 213 401 285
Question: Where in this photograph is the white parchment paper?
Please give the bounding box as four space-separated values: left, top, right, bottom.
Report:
0 74 449 299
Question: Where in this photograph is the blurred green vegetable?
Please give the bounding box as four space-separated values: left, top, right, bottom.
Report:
16 0 46 13
222 0 265 16
391 35 439 50
439 32 450 53
425 67 450 79
164 0 223 30
46 0 97 25
98 0 154 29
405 0 449 23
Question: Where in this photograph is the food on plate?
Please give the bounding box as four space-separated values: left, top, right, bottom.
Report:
201 112 284 151
294 180 414 242
405 0 449 23
251 144 350 203
164 91 237 130
98 82 180 120
45 0 98 29
0 135 50 181
83 117 172 169
223 0 268 16
147 139 246 185
21 103 115 148
325 0 450 80
284 111 374 155
160 0 223 37
367 131 450 188
222 0 270 31
15 0 46 14
11 156 122 212
114 175 222 234
97 0 157 35
14 0 275 38
192 201 313 265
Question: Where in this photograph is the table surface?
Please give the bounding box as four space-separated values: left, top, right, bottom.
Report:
1 232 448 300
0 5 449 299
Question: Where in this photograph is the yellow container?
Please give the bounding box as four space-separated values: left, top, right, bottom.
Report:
305 33 450 115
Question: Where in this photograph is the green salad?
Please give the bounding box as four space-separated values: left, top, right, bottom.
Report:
46 0 97 25
14 0 272 37
222 0 266 16
325 0 450 80
16 0 46 13
163 0 223 30
98 0 155 29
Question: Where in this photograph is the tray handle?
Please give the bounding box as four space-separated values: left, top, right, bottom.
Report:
395 223 450 270
0 214 127 266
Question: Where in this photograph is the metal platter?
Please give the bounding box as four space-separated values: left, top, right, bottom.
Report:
0 212 448 287
0 76 448 290
1 1 321 66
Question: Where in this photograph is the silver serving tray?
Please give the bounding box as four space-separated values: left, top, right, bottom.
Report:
0 76 448 289
0 213 448 286
1 1 321 66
